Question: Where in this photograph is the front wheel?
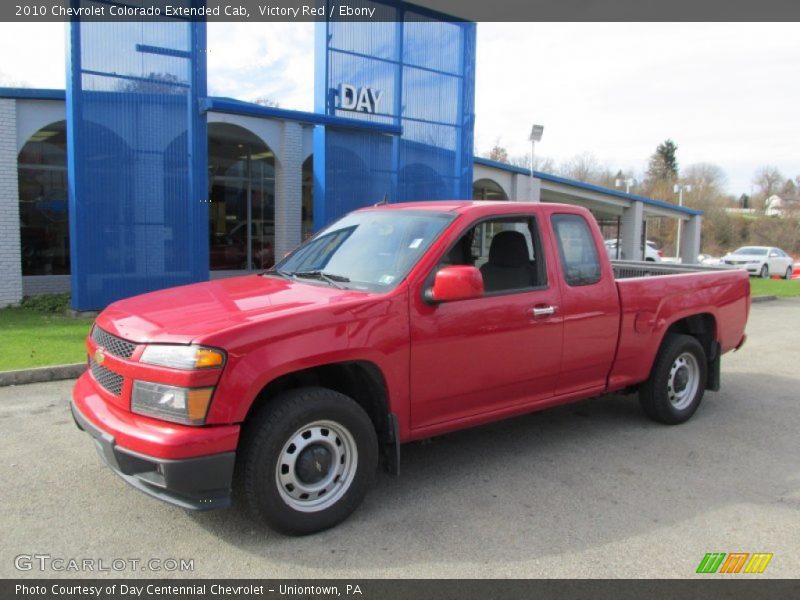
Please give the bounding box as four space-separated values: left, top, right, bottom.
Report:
639 334 707 425
760 264 769 279
240 387 378 535
785 266 793 280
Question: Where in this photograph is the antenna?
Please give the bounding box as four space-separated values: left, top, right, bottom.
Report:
374 193 389 206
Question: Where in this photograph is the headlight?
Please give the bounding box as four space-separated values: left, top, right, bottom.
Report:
131 381 214 425
140 344 225 370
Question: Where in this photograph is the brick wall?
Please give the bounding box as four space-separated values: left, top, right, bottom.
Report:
0 99 23 306
274 121 303 259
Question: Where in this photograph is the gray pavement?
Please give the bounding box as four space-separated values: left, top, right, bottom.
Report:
1 299 799 578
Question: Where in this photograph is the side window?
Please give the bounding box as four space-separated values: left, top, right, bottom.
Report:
551 214 601 286
441 217 546 294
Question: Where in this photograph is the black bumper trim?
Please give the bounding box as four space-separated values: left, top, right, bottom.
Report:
70 399 235 511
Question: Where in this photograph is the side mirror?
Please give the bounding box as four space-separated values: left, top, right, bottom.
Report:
427 266 484 303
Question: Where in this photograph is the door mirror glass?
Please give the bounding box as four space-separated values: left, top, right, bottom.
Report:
428 266 484 303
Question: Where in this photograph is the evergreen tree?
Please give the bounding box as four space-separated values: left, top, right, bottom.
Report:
646 139 679 182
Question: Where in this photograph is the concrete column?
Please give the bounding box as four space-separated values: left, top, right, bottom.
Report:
620 201 644 261
679 214 702 264
275 121 303 260
0 99 23 306
513 173 540 202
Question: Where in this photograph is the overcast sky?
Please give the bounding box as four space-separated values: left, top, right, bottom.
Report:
1 21 797 196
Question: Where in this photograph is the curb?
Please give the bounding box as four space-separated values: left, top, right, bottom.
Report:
0 363 84 387
751 295 778 303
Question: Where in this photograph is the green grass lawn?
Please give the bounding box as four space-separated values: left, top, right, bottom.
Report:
0 308 91 371
749 277 800 298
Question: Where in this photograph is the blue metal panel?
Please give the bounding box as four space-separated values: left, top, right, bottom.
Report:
66 3 208 310
314 1 476 228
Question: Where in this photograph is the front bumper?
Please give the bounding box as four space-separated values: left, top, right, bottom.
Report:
71 375 238 511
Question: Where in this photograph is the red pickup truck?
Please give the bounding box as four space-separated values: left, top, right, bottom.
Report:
71 201 749 535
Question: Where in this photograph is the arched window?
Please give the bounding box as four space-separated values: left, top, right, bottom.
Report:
473 178 509 201
18 121 68 275
208 123 275 270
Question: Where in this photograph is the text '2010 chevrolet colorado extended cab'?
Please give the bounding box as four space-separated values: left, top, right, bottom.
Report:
72 201 749 534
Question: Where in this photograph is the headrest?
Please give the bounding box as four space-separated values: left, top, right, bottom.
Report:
488 230 529 267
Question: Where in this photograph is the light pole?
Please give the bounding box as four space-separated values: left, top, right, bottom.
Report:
615 177 635 194
673 183 692 261
529 124 544 201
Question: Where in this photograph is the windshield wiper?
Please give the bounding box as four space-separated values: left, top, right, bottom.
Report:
264 267 292 280
291 270 350 289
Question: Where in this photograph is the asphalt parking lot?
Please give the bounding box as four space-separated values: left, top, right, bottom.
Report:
1 298 799 579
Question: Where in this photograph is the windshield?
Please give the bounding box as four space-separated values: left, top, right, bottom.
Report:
733 247 768 255
269 209 454 292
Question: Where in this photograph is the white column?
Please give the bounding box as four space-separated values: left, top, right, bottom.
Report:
275 121 303 260
620 201 644 261
0 99 23 306
679 215 702 264
513 173 540 202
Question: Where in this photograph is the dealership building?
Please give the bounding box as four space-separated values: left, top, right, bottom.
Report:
0 6 702 309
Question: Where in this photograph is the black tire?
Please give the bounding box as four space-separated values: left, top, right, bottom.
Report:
639 333 707 425
759 264 769 279
240 387 378 535
785 266 793 280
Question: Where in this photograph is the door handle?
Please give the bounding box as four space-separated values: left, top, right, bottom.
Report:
532 305 556 318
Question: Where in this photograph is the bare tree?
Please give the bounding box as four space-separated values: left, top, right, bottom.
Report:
558 152 614 185
682 162 727 211
0 72 29 87
508 153 556 173
753 166 784 201
484 143 509 163
253 96 281 108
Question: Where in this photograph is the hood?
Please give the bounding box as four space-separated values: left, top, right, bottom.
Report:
96 274 371 344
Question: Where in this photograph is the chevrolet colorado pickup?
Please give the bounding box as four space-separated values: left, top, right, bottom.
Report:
71 201 750 534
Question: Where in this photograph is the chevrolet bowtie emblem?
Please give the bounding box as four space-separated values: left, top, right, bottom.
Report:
94 348 105 365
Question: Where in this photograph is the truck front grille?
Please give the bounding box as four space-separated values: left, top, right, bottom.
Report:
89 358 124 396
91 326 137 359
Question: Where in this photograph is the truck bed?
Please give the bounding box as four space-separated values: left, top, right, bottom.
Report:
607 262 750 392
611 260 736 279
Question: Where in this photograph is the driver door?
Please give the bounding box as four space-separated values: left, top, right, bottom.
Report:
408 216 563 432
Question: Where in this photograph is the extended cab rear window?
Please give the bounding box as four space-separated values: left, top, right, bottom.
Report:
551 214 602 286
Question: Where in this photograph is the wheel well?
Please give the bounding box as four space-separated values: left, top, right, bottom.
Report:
244 361 393 446
664 313 717 361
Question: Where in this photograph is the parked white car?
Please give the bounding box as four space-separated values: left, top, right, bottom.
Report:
605 239 662 262
721 246 794 279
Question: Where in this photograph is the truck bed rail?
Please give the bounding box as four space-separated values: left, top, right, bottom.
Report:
611 260 734 279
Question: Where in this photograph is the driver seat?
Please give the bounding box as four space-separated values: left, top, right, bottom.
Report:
480 230 534 292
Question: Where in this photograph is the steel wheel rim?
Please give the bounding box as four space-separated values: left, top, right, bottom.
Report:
667 352 700 410
275 420 358 513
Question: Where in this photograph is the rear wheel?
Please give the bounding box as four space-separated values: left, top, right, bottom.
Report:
240 387 378 535
639 334 707 425
785 266 793 280
760 264 769 279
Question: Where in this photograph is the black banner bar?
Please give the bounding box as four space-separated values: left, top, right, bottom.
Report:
3 0 800 22
3 579 800 600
